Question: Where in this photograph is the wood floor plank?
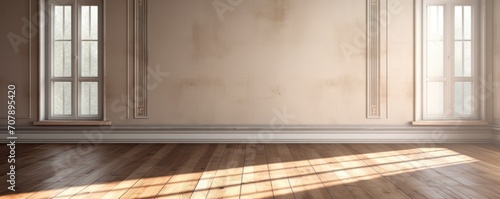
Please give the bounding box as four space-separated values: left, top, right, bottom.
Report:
2 143 500 199
0 144 74 170
240 144 273 199
51 144 154 198
205 144 246 199
155 144 216 199
327 144 412 199
276 144 332 199
442 144 500 172
70 145 165 199
190 144 227 199
264 144 294 199
372 144 485 199
25 145 134 199
0 144 47 170
304 144 374 199
388 144 500 199
1 144 132 199
118 144 197 198
100 144 177 199
346 144 446 199
0 144 77 183
414 144 500 189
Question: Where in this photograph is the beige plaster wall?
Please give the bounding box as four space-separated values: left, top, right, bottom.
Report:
0 0 497 127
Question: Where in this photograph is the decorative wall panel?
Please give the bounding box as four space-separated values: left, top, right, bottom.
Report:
133 0 148 118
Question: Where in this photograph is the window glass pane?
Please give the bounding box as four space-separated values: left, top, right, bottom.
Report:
427 41 444 77
53 5 72 78
454 41 463 77
81 41 89 76
81 6 98 77
455 6 462 40
91 6 98 40
464 41 472 77
64 41 72 76
54 6 71 40
81 82 99 115
91 41 98 76
454 82 463 115
427 82 445 116
53 41 63 77
53 41 72 77
464 6 472 40
54 6 63 40
428 6 444 41
81 6 89 40
64 6 71 40
53 82 72 115
81 6 99 40
81 41 98 77
426 6 444 77
463 82 472 115
454 82 473 116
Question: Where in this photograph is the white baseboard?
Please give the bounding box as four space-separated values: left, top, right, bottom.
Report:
8 125 494 144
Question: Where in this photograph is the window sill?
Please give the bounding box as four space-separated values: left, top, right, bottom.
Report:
33 120 112 126
411 120 488 126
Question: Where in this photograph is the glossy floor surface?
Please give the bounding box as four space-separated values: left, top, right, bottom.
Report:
1 143 500 199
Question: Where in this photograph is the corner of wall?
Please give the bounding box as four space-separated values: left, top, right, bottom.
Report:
493 125 500 145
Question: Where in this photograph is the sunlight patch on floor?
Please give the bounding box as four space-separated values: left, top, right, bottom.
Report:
2 147 479 199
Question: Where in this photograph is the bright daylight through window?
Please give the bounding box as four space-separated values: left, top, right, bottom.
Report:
46 0 103 120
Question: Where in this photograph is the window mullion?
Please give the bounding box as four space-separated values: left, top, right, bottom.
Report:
447 2 457 118
73 1 78 120
49 3 56 119
445 3 452 118
474 2 480 118
452 3 457 118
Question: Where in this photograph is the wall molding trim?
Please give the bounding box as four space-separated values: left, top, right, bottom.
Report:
366 0 388 119
133 0 148 118
8 125 494 144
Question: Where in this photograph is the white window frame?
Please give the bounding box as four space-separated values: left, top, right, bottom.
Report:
414 0 490 125
39 0 106 122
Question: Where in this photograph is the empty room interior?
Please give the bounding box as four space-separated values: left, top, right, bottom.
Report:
1 0 500 198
